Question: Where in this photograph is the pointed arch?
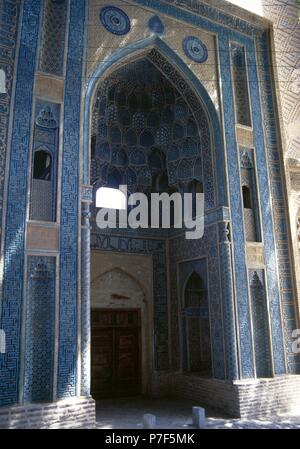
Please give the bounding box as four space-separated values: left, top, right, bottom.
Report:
182 270 206 306
91 267 146 310
83 36 226 206
182 270 212 376
91 266 146 297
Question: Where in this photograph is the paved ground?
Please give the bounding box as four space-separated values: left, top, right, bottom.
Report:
95 397 300 429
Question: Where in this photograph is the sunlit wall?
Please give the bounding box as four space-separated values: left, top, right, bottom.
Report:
227 0 263 16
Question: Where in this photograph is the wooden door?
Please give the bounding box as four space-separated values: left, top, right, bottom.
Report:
91 310 141 399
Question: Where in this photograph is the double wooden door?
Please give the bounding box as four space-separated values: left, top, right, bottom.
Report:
91 309 141 399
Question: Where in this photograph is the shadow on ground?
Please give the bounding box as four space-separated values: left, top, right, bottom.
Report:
95 396 300 429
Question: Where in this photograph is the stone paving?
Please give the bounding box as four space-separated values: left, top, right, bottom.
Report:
95 397 300 429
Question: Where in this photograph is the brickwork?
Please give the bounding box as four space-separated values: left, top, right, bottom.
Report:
171 374 240 417
236 376 300 418
0 397 95 429
1 376 299 426
171 374 300 418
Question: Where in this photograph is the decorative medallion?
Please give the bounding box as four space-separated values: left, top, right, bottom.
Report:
148 15 165 35
100 6 131 36
35 105 58 129
240 150 252 169
182 36 208 63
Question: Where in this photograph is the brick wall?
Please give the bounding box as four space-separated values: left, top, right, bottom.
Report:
171 374 240 417
236 375 300 418
1 375 300 427
171 373 300 418
0 397 95 429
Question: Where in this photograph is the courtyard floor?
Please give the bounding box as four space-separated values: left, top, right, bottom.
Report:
95 397 300 429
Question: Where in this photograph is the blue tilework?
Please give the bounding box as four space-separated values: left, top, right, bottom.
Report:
57 0 85 398
254 32 299 373
246 38 286 374
218 35 254 378
249 269 272 378
148 15 165 35
0 0 20 228
0 0 41 407
24 257 56 403
182 36 208 63
169 224 226 379
100 6 131 36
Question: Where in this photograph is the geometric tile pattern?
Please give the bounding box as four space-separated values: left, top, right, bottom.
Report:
230 43 251 127
57 0 85 399
237 36 288 376
91 58 204 198
38 0 67 76
218 34 255 378
249 269 272 378
24 257 56 404
0 0 41 407
218 221 239 380
0 0 20 229
246 36 289 375
169 224 226 380
243 208 256 243
255 31 300 374
262 0 300 161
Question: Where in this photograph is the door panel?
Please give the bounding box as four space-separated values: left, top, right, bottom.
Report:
91 328 114 398
91 310 141 399
114 328 140 397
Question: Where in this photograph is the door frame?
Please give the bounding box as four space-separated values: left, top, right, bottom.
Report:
90 253 155 396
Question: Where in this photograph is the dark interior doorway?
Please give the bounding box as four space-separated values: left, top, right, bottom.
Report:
91 309 141 399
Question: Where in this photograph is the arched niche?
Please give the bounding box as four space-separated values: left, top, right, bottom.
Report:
182 271 212 377
91 267 145 309
91 264 152 396
84 37 226 208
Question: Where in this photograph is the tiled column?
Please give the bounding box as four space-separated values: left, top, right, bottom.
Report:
81 199 92 396
218 35 255 378
0 0 41 406
219 222 239 380
57 0 85 398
